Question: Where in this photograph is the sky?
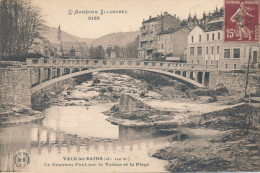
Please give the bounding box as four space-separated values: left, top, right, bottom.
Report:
32 0 223 39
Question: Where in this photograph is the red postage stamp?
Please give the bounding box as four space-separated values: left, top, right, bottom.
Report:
224 0 259 42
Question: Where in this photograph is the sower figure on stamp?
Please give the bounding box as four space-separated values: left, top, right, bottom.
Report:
230 2 254 40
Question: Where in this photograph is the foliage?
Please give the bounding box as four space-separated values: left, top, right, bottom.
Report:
124 36 139 58
94 45 105 59
105 47 112 57
0 0 44 58
88 45 105 59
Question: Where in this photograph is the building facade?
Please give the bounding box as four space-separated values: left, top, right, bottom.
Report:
138 12 181 60
187 17 259 70
157 27 191 60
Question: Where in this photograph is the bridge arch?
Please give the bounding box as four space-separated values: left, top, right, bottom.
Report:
30 67 205 93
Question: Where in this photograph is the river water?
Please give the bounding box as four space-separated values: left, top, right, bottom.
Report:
0 73 173 172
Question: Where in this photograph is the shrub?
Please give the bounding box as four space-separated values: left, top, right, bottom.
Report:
107 86 113 92
100 88 107 93
140 92 146 97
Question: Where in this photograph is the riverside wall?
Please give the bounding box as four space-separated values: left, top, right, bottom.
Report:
0 67 31 106
210 70 260 97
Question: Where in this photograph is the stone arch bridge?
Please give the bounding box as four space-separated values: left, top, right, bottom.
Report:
27 58 215 94
0 58 215 106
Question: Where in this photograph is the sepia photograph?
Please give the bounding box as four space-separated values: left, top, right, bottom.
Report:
0 0 259 172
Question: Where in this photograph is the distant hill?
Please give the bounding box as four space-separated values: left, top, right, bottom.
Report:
91 31 139 47
40 26 139 48
40 26 93 45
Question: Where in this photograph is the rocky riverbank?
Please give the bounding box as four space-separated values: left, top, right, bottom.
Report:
0 104 44 125
149 104 260 172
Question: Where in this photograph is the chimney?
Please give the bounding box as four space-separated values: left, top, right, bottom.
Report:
205 16 209 24
164 12 168 15
149 15 152 19
174 14 176 18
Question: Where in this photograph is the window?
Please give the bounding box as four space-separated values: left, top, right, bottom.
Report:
190 47 195 55
192 60 193 63
211 46 214 55
211 60 213 64
199 35 201 42
224 49 230 58
217 46 219 54
206 46 209 55
234 64 237 69
218 32 220 40
225 64 228 69
216 60 219 68
192 36 194 43
207 34 209 41
212 33 215 40
197 46 202 55
161 44 164 49
198 60 200 64
233 48 240 58
206 60 208 64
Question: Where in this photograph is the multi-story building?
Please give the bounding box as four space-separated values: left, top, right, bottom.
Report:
157 26 191 60
187 17 259 70
138 12 181 60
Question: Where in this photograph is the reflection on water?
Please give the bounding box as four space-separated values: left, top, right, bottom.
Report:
43 105 119 139
0 105 174 172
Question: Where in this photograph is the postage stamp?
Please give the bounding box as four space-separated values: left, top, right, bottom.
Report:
224 0 259 42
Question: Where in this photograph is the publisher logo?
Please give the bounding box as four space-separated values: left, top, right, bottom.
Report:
14 152 30 168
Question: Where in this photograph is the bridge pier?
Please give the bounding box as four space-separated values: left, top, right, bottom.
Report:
186 71 190 79
182 71 187 77
204 72 210 87
48 68 53 80
38 67 43 84
193 71 198 82
202 72 205 85
47 130 51 153
57 68 63 77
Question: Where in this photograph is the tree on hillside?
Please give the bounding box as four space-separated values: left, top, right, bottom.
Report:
0 0 44 58
113 45 120 57
106 47 112 58
94 45 105 59
124 36 139 58
89 45 95 58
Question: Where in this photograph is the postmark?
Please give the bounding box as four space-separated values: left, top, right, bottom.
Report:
14 152 30 168
224 0 259 42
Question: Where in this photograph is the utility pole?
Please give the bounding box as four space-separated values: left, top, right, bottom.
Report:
245 47 251 100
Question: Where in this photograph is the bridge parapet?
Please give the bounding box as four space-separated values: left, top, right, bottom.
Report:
26 58 215 71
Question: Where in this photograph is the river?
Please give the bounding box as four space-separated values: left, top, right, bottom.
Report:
0 72 174 172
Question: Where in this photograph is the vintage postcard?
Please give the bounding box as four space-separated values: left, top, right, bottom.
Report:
0 0 259 172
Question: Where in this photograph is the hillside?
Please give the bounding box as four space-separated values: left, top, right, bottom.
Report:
40 26 139 48
40 26 93 45
91 31 139 47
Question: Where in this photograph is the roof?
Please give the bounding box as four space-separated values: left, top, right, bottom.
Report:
158 26 191 35
142 17 159 24
204 21 224 32
206 17 224 24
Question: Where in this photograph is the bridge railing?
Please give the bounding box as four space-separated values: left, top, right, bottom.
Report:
26 58 215 71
